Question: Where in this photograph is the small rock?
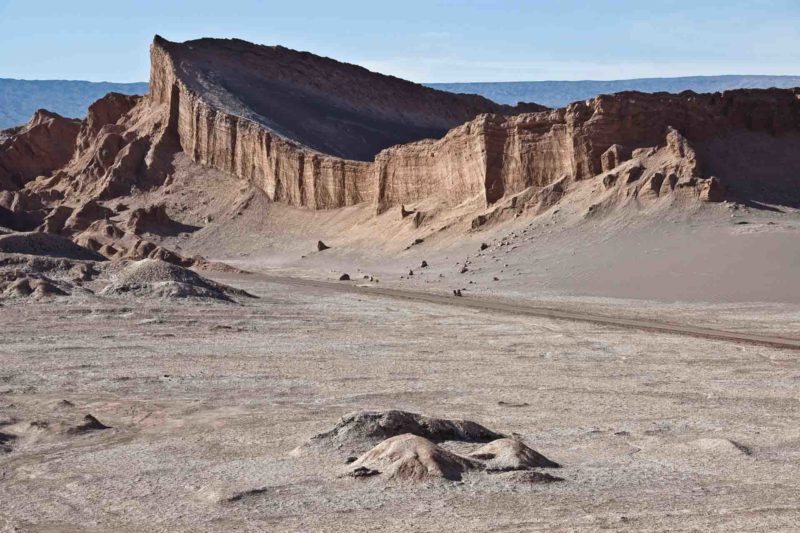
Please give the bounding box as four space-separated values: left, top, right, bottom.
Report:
420 260 428 268
317 240 330 251
339 273 350 281
497 471 564 484
70 414 110 434
346 466 380 478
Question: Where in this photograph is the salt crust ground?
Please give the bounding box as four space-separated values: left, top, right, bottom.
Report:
1 274 799 531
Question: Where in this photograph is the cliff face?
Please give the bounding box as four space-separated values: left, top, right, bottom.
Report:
3 36 800 240
374 89 800 212
144 36 800 213
146 36 545 209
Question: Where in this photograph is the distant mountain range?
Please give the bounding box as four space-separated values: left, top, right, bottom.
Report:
428 75 800 108
0 79 148 129
2 75 799 129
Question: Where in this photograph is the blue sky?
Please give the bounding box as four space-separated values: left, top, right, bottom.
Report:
0 0 798 83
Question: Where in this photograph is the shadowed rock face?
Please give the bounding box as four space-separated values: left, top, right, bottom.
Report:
0 110 81 190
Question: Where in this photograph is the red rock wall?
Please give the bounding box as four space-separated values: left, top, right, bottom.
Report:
148 36 800 213
374 89 800 212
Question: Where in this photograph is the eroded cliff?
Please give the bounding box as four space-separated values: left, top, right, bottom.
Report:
375 89 800 212
147 36 546 209
1 35 799 269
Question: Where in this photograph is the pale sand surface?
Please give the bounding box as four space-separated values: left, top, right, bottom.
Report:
1 275 799 531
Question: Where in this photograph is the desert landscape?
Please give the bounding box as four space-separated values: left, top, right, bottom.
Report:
1 31 800 532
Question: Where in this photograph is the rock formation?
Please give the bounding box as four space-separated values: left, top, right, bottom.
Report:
346 434 481 482
0 35 798 267
295 409 504 456
0 110 81 190
467 438 560 471
374 89 800 212
143 37 800 213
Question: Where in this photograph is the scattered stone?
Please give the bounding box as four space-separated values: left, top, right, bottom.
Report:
420 260 428 268
345 466 380 478
453 289 463 297
69 414 110 434
0 432 16 453
496 470 564 484
497 401 529 408
460 266 468 274
317 240 330 251
690 438 752 456
408 270 414 276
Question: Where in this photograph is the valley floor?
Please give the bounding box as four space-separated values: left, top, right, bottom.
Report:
1 275 799 532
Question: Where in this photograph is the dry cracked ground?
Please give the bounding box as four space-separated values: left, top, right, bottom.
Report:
1 274 799 532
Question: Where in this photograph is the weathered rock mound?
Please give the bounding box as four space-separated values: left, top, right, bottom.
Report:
296 409 505 456
99 258 253 301
468 438 560 471
0 272 70 299
347 434 481 482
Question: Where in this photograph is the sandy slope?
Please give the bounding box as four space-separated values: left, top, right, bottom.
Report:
156 155 800 308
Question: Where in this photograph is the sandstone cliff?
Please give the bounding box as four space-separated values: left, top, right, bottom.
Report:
143 37 800 213
375 89 800 212
146 36 543 210
1 35 799 269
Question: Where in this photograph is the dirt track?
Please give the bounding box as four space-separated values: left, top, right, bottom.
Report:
241 273 800 351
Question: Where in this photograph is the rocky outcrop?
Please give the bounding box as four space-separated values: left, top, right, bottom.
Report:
143 37 800 213
146 36 542 210
2 35 799 268
0 110 81 190
375 89 800 212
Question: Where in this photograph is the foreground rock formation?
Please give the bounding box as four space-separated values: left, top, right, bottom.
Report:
295 410 560 484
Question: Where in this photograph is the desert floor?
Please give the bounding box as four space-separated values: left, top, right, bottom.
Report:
1 274 799 532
